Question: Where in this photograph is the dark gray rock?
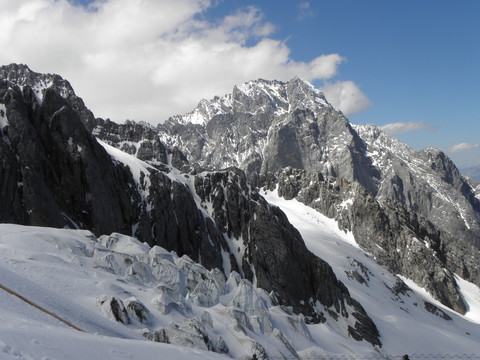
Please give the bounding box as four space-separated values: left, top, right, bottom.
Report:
88 118 169 165
423 301 452 321
0 79 139 235
145 318 213 352
97 295 130 324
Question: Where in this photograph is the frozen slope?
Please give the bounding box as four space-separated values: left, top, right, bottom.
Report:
263 189 480 356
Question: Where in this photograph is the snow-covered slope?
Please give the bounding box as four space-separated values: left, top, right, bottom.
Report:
263 190 480 355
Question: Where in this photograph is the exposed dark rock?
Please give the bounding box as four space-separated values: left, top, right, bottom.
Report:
97 295 130 324
0 80 139 235
124 298 150 324
424 301 452 321
143 328 169 343
145 318 213 352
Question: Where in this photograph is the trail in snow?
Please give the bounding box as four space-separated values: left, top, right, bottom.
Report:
0 282 83 332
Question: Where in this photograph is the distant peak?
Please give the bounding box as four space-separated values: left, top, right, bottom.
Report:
172 76 336 126
288 75 309 84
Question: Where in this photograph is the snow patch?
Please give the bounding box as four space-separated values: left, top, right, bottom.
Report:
0 103 7 129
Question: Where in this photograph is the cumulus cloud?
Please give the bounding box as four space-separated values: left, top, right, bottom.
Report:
0 0 368 124
320 81 371 116
379 121 431 135
446 142 480 153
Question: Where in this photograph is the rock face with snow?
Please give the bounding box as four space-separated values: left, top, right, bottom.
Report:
162 78 377 194
2 63 480 352
0 64 380 345
162 78 480 314
0 67 138 235
270 167 473 314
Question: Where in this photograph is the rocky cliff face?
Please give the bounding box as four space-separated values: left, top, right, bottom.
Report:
0 73 137 235
0 64 380 346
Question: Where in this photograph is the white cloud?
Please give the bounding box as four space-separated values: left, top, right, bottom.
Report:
0 0 368 124
298 1 315 20
320 81 371 116
446 142 480 153
445 143 480 168
379 121 429 135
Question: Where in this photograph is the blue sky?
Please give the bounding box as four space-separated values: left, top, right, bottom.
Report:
1 0 479 167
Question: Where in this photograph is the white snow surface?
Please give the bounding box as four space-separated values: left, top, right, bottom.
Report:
0 225 228 360
2 201 480 359
263 189 480 356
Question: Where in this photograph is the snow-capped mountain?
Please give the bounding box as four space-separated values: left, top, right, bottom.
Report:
1 64 480 359
0 64 379 351
161 77 480 315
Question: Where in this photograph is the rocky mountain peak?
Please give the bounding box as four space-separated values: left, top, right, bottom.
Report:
168 77 332 128
0 63 96 128
161 76 364 185
0 63 75 104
